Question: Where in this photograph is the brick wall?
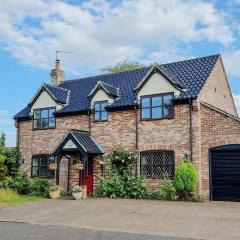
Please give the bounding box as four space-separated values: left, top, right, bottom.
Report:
198 57 237 116
199 103 240 197
18 115 89 177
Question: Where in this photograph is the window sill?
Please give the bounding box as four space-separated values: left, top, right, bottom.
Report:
140 117 173 121
32 127 56 131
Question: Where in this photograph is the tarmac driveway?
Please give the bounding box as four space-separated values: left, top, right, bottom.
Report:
0 198 240 240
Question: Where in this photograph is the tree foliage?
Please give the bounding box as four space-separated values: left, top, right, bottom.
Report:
101 60 145 74
0 132 19 179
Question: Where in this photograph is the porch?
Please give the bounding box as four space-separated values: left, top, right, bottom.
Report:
52 130 104 195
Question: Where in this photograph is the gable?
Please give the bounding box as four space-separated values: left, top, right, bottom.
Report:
31 90 61 111
137 72 181 98
198 57 237 116
62 139 78 149
91 89 114 105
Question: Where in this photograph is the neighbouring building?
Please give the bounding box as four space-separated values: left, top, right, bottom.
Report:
14 55 240 201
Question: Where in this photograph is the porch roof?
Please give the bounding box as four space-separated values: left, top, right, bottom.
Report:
53 130 104 155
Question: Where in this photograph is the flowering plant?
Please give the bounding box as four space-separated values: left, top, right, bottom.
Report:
72 185 82 193
49 185 59 192
48 163 57 171
72 163 83 170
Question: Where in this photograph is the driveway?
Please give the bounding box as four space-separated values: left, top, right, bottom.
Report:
0 198 240 240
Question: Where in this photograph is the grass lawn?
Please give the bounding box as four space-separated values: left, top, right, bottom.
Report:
0 195 45 208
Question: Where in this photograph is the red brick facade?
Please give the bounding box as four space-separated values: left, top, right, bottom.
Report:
16 59 240 198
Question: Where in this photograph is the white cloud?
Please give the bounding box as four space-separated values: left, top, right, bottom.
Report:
233 94 240 116
0 0 234 75
223 50 240 75
0 109 8 117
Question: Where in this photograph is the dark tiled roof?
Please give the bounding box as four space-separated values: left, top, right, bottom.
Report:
99 81 119 97
71 130 104 154
14 54 219 119
44 84 69 104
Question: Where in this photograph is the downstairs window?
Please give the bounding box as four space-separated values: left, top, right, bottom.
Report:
31 155 55 178
141 151 174 179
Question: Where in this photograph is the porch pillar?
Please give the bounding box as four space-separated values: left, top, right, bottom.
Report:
56 155 60 185
83 154 87 185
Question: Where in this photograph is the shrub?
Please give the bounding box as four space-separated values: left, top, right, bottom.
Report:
49 185 59 192
0 188 18 201
123 174 146 199
105 145 137 175
0 172 30 194
159 177 177 200
174 161 198 200
30 178 50 197
97 172 125 198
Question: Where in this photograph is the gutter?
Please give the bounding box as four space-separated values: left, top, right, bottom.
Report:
189 99 193 162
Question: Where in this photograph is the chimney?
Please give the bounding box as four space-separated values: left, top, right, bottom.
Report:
50 59 65 86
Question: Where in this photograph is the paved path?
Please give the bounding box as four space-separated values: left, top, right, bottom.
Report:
0 198 240 240
0 222 197 240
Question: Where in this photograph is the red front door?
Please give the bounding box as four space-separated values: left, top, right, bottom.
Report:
85 157 93 196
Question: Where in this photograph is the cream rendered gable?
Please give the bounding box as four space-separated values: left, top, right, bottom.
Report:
63 139 78 149
137 72 181 99
91 89 114 107
31 90 62 112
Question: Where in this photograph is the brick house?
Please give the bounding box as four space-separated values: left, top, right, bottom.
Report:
14 54 240 201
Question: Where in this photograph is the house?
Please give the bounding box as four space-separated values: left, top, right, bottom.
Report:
14 55 240 201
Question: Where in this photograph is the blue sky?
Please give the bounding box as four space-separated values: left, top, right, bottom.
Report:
0 0 240 146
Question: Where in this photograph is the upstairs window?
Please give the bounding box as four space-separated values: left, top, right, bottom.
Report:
141 93 174 120
94 101 108 121
33 107 56 129
31 155 54 178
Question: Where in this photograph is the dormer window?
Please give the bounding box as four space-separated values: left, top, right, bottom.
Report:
141 93 174 120
33 107 56 129
94 101 108 122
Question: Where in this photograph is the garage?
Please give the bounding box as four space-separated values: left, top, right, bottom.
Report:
210 144 240 201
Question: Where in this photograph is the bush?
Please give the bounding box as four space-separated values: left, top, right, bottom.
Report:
0 172 30 194
159 177 177 200
30 178 50 197
123 174 146 199
0 188 18 201
97 172 125 198
174 161 198 200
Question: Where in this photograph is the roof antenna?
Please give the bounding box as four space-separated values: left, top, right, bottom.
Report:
55 50 72 61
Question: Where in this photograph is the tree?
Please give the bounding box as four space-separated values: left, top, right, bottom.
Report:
0 132 19 178
101 60 145 74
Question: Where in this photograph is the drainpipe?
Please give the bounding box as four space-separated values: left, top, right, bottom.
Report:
189 99 193 162
135 104 139 176
88 110 91 134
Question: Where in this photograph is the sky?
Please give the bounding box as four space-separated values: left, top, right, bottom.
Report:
0 0 240 147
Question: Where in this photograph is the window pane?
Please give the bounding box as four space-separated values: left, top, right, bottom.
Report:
41 109 48 118
152 96 162 107
95 103 100 111
49 108 55 117
39 166 48 177
32 158 38 167
142 108 150 119
41 119 49 128
95 111 100 120
34 110 40 119
39 156 48 166
32 167 38 177
101 111 108 120
49 118 55 128
141 97 150 108
164 105 173 118
163 95 173 105
152 107 162 119
34 119 42 128
101 102 108 111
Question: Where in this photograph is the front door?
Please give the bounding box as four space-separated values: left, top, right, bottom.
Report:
85 156 93 196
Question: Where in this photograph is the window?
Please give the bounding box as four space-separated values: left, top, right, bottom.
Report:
141 151 174 179
33 107 56 129
31 155 55 178
94 101 108 121
141 93 173 120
